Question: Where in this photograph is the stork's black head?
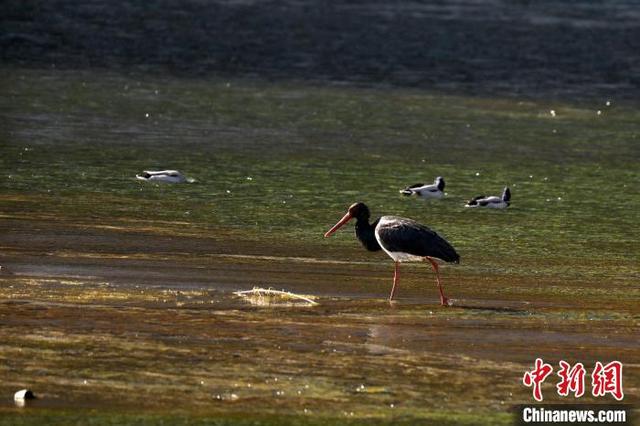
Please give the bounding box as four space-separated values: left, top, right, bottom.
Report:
347 202 370 221
324 202 370 238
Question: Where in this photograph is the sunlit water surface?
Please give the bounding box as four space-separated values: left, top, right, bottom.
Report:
0 69 638 424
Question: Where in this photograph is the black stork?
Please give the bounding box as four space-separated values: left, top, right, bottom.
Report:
324 202 459 306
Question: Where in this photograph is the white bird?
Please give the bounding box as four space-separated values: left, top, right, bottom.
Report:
400 176 445 199
465 187 511 209
136 170 189 183
14 389 35 407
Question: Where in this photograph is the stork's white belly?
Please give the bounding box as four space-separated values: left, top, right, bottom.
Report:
383 251 425 262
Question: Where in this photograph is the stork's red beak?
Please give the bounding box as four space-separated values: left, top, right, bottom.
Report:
324 212 353 237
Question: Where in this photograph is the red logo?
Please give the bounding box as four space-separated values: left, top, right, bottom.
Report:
523 359 624 402
592 361 624 401
556 361 586 398
523 358 554 402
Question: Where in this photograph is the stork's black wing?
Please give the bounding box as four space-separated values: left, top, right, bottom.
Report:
376 216 460 263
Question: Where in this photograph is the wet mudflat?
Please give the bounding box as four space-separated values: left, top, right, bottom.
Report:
1 1 640 420
0 243 638 425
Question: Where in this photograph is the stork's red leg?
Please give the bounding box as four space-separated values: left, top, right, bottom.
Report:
426 257 449 306
389 261 400 301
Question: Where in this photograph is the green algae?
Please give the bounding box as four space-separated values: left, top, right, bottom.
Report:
0 409 513 426
0 68 638 423
1 69 638 275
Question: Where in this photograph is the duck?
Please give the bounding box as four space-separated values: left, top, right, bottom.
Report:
400 176 445 199
465 187 511 209
136 170 188 183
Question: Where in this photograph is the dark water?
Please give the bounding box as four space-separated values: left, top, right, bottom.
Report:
2 0 639 99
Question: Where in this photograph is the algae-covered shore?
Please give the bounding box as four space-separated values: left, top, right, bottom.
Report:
1 69 638 425
1 1 639 424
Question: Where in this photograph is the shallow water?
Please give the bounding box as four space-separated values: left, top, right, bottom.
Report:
1 38 639 426
0 268 638 425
